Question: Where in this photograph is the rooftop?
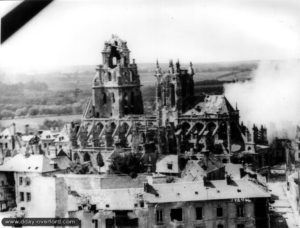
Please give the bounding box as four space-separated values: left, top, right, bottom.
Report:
0 154 60 173
183 95 235 116
144 179 270 204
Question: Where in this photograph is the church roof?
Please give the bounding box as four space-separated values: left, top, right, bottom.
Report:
183 95 235 116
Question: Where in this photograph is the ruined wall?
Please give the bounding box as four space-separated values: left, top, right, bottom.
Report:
21 174 56 217
147 200 256 228
55 177 68 218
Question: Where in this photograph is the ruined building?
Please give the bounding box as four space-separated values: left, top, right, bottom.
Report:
70 35 266 172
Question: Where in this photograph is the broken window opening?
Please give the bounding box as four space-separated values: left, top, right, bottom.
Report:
103 92 107 104
112 57 117 66
170 208 183 222
131 92 135 110
236 204 245 217
156 209 163 224
129 71 133 82
217 207 223 217
195 207 203 220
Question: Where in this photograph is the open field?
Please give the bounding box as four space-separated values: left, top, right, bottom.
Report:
0 61 256 121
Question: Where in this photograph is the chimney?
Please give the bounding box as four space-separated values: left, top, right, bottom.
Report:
226 175 233 185
203 176 209 186
12 123 16 150
240 168 246 178
25 124 29 135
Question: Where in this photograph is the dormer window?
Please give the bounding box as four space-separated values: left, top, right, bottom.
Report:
167 163 173 170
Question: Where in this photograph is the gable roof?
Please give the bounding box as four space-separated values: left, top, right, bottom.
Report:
0 128 13 139
0 154 57 173
156 155 179 174
40 130 55 141
181 157 224 181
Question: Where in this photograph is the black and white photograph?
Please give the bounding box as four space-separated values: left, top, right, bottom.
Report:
0 0 300 227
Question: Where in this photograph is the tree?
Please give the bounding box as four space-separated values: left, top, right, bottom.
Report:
0 109 15 119
28 107 39 116
40 119 64 130
109 153 145 178
15 107 28 116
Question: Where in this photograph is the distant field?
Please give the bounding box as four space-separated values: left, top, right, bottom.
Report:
0 114 82 130
0 61 256 123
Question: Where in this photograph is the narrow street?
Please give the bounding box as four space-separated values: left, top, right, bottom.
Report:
268 181 299 228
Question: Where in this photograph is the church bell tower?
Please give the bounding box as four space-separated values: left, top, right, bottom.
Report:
91 35 144 118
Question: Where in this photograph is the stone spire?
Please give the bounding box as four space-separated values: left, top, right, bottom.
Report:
155 59 162 75
188 62 194 75
176 59 180 73
169 60 174 74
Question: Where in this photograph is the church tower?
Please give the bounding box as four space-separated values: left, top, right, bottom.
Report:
155 60 195 126
91 35 144 118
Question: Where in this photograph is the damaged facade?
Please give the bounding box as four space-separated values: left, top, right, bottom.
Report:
0 35 272 228
71 35 267 173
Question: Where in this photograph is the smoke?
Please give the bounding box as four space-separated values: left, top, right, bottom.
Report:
225 60 300 139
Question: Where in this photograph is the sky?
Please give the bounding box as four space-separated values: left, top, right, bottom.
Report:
0 0 300 72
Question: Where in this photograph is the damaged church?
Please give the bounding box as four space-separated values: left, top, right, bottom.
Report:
69 35 267 173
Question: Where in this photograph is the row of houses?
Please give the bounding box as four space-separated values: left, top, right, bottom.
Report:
0 147 270 228
0 123 71 160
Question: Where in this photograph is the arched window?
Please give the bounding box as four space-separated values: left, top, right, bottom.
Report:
103 92 107 104
123 56 128 66
129 71 133 82
111 93 115 103
108 72 112 81
170 84 175 107
113 72 116 81
83 153 91 162
73 153 80 163
110 122 116 132
96 153 104 167
112 57 117 66
123 93 129 114
131 91 135 106
5 150 11 157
